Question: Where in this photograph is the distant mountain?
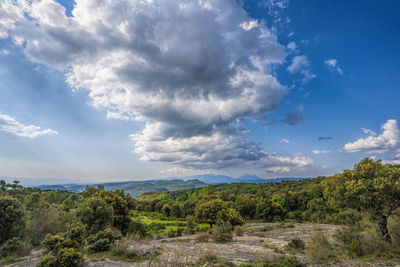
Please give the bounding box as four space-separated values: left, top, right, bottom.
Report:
168 174 310 184
6 174 311 197
37 179 206 197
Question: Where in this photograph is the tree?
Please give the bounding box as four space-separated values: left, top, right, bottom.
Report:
256 198 287 221
77 197 113 234
92 190 130 234
0 196 24 244
195 199 243 228
321 158 400 241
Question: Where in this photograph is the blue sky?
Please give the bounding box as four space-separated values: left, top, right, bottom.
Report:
0 0 399 182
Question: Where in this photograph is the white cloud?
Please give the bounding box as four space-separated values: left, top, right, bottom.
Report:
287 42 297 52
287 55 315 83
324 58 343 75
280 138 290 143
1 0 314 172
0 113 58 138
287 55 309 73
240 20 258 31
312 149 330 155
343 119 400 153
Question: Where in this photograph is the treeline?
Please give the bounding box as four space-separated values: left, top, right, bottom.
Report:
1 158 400 265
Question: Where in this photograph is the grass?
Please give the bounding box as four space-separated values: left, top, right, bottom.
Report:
130 210 209 235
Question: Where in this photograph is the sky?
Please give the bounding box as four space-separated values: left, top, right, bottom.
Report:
0 0 399 182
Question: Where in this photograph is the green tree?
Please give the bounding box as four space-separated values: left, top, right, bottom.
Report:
0 196 24 244
77 197 113 234
195 199 243 228
321 158 400 240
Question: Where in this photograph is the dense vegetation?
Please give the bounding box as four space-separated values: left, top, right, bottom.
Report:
1 158 400 266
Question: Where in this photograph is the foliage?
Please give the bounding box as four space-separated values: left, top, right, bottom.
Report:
287 237 305 250
77 197 113 234
87 228 121 252
0 237 26 257
0 196 24 244
322 158 400 240
195 199 244 228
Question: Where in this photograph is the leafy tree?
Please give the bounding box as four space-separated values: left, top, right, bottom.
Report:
77 197 113 234
0 196 24 244
256 198 287 221
170 203 182 218
92 189 130 233
322 158 400 240
234 194 257 219
195 199 243 228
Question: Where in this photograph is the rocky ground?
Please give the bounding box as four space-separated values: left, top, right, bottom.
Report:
4 222 400 266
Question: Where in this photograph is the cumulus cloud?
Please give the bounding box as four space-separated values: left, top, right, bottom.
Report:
1 0 313 172
312 150 330 155
343 119 400 153
324 58 343 75
0 113 58 138
281 106 305 126
280 138 290 143
287 55 315 83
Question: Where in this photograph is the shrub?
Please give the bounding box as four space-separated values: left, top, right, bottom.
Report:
305 233 332 263
56 247 82 267
0 237 26 257
213 223 233 243
287 237 305 250
38 232 83 267
127 218 147 237
87 228 121 252
195 232 210 242
186 215 197 234
234 226 244 236
334 227 358 245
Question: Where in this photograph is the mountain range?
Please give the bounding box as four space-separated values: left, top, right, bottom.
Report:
2 175 311 197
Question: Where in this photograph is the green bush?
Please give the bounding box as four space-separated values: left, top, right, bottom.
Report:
287 237 305 250
0 237 26 257
87 228 121 252
127 218 147 237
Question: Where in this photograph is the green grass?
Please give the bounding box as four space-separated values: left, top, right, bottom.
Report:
130 210 209 235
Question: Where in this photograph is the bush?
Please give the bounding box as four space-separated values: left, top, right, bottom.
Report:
127 218 147 237
87 228 121 252
195 232 210 242
0 237 26 257
287 237 305 250
213 223 233 243
305 233 332 263
234 226 244 236
186 215 197 234
38 232 83 267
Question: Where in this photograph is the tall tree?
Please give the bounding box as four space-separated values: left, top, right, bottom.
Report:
322 158 400 241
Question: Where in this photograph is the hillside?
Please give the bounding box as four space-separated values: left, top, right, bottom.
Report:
38 179 206 196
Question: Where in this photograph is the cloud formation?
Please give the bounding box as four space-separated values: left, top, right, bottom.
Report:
0 113 58 139
343 119 400 153
280 138 290 143
312 150 330 155
281 106 305 125
1 0 313 173
324 59 343 75
287 55 316 83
